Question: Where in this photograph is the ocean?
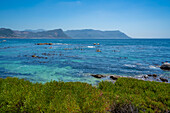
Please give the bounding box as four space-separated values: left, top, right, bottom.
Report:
0 39 170 84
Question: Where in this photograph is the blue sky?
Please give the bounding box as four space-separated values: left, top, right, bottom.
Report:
0 0 170 38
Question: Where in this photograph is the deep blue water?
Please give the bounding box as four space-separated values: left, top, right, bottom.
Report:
0 39 170 84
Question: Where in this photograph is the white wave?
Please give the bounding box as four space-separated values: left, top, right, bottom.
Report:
87 46 95 48
149 65 160 69
135 63 142 65
124 64 136 68
53 43 69 45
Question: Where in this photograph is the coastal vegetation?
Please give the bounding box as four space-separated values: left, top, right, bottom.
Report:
0 77 169 112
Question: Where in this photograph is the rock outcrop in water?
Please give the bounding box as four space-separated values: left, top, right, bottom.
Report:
147 74 157 77
91 74 106 78
110 75 121 80
160 77 168 82
160 62 170 70
36 43 53 45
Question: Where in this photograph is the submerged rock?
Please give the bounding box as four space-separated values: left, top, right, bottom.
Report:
160 77 168 82
160 62 170 70
32 55 47 59
112 50 120 52
36 43 53 45
96 49 101 52
91 74 106 78
110 75 121 80
147 74 157 77
153 74 157 77
32 55 37 57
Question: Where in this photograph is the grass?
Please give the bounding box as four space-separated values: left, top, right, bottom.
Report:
0 77 169 112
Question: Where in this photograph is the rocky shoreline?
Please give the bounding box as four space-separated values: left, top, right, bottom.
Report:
91 73 169 82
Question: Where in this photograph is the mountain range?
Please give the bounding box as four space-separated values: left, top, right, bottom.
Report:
0 28 70 39
65 29 130 39
0 28 131 39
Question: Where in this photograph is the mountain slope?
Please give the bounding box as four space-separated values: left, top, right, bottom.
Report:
0 28 16 37
0 28 70 39
65 29 131 39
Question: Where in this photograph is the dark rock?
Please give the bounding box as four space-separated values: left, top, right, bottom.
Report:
36 43 53 45
32 55 37 57
152 74 157 77
32 55 47 59
148 74 152 77
96 49 101 52
160 77 168 82
160 63 170 70
147 74 157 77
91 74 106 78
110 75 120 80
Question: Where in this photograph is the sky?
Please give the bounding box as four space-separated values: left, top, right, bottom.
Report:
0 0 170 38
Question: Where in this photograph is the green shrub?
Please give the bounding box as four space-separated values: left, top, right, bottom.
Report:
0 77 109 112
98 78 170 112
0 77 169 112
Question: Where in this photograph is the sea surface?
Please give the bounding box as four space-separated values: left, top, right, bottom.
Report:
0 39 170 84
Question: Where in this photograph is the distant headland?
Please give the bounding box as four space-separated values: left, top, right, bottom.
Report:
0 28 131 39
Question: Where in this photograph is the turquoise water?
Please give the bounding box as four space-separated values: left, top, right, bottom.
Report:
0 39 170 84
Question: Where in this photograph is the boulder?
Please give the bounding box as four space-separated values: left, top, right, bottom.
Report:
91 74 106 78
110 75 120 80
160 62 170 70
160 77 168 82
